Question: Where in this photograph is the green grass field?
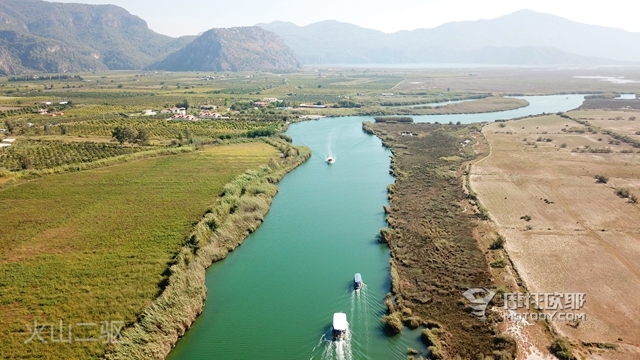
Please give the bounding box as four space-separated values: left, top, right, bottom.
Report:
0 142 279 359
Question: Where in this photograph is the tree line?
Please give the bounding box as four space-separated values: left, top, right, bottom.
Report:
8 75 84 82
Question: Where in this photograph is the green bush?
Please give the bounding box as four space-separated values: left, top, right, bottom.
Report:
490 235 506 250
490 259 507 268
550 338 576 360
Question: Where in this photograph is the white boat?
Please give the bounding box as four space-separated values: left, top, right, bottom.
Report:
326 156 335 164
354 273 363 290
332 313 347 341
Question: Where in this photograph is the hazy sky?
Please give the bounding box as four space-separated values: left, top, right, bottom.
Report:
53 0 640 37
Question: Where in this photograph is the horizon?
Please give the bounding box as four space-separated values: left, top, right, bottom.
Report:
49 0 640 38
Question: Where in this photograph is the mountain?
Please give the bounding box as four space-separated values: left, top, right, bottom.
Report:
148 27 300 72
0 30 108 74
258 10 640 65
0 0 194 74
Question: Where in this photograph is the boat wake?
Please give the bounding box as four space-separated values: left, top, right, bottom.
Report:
320 329 352 360
350 285 371 351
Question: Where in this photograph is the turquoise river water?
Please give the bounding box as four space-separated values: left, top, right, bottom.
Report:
167 95 586 360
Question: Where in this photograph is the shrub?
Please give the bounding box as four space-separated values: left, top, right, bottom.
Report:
382 312 403 334
594 174 609 184
560 143 567 148
377 227 393 243
421 328 445 360
550 338 576 360
616 188 631 199
520 215 532 221
490 235 506 250
490 259 507 268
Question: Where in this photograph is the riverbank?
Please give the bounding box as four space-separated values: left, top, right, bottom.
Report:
365 121 518 359
104 138 310 360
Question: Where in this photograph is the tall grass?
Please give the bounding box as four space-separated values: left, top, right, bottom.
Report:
104 139 310 359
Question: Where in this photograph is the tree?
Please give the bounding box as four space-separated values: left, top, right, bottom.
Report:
19 154 33 170
175 99 190 109
135 128 150 145
112 126 137 144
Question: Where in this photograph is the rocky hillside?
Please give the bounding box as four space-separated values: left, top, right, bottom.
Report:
148 27 300 72
0 0 193 74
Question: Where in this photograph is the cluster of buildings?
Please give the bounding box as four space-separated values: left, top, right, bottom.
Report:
38 100 68 116
254 98 282 108
141 105 228 121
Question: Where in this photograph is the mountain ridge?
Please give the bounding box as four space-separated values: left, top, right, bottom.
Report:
258 10 640 65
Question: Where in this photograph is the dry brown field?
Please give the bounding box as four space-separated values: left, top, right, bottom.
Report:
471 114 640 359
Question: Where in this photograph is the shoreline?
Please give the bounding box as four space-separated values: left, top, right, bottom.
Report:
103 138 310 359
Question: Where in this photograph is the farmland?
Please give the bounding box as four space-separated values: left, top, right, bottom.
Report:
470 112 640 359
0 142 282 359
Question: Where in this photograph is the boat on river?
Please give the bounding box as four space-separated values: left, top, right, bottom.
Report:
332 313 347 341
354 273 363 290
326 156 335 164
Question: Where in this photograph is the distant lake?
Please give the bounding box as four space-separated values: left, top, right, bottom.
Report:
574 76 638 84
616 93 637 99
304 63 532 69
304 64 626 70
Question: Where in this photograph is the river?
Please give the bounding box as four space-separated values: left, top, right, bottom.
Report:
167 94 586 360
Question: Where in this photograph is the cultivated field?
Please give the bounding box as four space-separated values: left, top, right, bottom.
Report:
0 142 279 359
471 114 640 359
